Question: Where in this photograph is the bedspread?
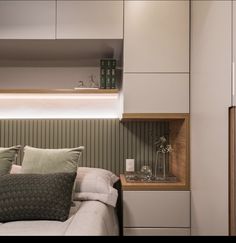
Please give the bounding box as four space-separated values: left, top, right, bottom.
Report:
0 201 119 236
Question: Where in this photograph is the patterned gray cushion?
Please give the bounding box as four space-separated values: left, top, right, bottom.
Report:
0 172 76 223
0 146 21 176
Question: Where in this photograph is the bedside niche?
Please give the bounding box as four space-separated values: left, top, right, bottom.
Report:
121 113 190 190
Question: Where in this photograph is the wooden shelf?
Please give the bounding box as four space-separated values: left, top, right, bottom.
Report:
121 113 189 121
120 175 188 191
0 88 119 94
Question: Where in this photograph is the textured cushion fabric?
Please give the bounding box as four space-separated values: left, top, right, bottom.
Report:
10 165 119 207
21 146 84 174
0 146 21 176
74 167 119 207
0 172 77 223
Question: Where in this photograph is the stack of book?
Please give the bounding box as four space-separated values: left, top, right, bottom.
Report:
100 59 117 89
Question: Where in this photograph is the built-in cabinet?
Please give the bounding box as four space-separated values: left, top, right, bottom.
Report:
0 1 192 235
123 74 189 113
0 1 56 39
0 0 123 92
0 0 123 40
122 0 189 114
121 178 190 236
57 0 123 39
124 0 189 73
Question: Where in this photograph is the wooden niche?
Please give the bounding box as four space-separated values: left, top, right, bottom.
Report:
121 113 190 191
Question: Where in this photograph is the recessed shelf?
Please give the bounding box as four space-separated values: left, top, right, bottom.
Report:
0 88 119 94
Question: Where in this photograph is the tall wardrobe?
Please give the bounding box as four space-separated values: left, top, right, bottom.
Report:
191 0 234 235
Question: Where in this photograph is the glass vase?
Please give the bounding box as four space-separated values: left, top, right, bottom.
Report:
162 153 167 180
154 151 168 181
154 151 159 179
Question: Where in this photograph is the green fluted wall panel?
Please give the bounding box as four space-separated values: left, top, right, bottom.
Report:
0 119 169 175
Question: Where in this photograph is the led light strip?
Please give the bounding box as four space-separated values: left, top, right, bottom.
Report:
0 93 118 100
0 114 119 119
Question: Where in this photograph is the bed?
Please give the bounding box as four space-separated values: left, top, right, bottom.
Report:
0 200 119 236
0 147 122 236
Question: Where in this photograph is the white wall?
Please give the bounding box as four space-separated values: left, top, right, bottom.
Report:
191 1 231 235
0 67 100 89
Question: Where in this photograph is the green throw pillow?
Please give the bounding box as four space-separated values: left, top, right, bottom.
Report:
21 146 84 174
0 146 21 176
0 172 77 222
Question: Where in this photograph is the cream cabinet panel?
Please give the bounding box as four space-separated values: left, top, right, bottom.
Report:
233 1 236 106
124 0 189 72
123 74 189 113
191 1 231 235
124 228 190 236
0 1 56 39
123 191 190 228
57 1 123 39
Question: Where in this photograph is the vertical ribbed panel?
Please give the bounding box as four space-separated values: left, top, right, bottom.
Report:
0 119 169 175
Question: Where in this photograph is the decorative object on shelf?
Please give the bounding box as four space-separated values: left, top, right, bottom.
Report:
76 80 84 88
154 136 173 181
140 165 152 181
124 134 177 183
74 74 99 90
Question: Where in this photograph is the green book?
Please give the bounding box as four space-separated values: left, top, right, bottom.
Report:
106 68 111 89
111 59 117 89
106 60 112 89
107 59 112 69
100 59 107 89
111 59 116 68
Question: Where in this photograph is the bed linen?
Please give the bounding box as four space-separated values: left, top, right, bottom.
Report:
0 201 119 236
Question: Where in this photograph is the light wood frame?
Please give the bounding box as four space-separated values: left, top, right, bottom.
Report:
229 106 236 235
121 113 189 121
120 113 190 191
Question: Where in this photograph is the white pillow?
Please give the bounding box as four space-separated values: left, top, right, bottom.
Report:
10 165 119 207
10 164 22 174
74 167 119 207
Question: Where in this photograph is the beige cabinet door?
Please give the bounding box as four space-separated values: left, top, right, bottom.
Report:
123 73 189 113
123 191 190 228
0 1 56 39
124 0 189 72
57 0 123 39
